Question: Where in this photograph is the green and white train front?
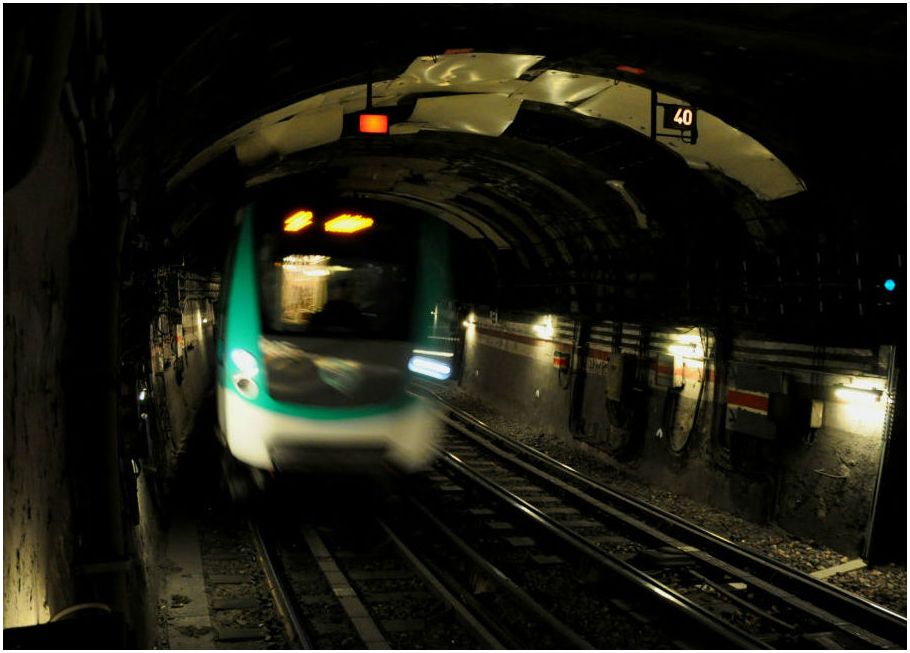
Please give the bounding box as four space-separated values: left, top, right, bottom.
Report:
216 203 449 473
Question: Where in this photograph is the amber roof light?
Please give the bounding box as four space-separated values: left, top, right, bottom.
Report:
283 210 314 232
324 213 374 234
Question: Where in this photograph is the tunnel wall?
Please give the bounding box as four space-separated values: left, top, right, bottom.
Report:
3 111 80 627
148 270 218 481
459 312 890 555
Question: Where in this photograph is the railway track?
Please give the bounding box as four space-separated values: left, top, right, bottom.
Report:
414 386 906 649
248 503 501 650
247 491 756 649
399 462 767 648
201 385 903 649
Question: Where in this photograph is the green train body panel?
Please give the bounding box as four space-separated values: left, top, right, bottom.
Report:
220 206 416 420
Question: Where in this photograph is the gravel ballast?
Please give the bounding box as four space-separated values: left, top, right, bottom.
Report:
435 386 907 617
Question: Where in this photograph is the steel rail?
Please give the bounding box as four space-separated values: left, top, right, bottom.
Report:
439 408 895 647
248 521 315 649
403 497 596 649
377 518 507 650
436 449 770 649
428 389 907 648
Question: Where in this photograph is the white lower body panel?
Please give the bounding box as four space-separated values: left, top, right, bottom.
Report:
217 386 438 473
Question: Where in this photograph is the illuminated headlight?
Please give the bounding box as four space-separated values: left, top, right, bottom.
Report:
408 355 451 380
231 348 259 375
232 373 260 400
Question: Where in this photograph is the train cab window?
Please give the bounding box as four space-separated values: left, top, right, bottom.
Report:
256 211 417 340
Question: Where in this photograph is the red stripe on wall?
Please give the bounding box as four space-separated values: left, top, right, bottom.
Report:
476 325 571 348
473 325 716 382
727 389 770 412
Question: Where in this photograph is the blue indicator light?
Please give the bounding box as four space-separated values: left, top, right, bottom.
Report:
884 278 896 292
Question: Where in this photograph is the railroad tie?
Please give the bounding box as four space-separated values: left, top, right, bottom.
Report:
302 527 391 650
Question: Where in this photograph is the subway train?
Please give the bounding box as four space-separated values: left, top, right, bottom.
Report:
215 197 453 482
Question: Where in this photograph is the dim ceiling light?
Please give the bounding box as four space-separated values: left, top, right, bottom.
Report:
283 210 314 232
324 214 374 234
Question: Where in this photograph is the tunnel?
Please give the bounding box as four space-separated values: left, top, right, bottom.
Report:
4 4 906 649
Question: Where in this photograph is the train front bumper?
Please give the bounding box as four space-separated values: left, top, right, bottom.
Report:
217 386 438 473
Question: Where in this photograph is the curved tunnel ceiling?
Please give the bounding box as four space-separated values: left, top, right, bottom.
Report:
171 52 805 202
163 51 809 295
108 5 904 340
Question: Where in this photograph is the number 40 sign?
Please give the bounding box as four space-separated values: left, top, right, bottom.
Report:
662 104 697 131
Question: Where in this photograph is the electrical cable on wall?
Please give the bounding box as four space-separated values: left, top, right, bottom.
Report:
666 327 712 455
560 318 576 392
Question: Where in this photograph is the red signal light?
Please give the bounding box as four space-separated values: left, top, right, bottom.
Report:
616 64 646 75
359 114 389 134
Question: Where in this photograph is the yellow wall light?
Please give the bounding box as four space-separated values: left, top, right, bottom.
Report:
324 213 374 234
283 210 314 232
834 385 883 404
532 316 555 340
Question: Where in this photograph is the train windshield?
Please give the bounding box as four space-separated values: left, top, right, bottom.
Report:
256 211 417 339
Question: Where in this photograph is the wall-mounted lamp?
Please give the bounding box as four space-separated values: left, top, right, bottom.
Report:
533 316 555 340
667 330 704 360
834 384 883 404
668 343 702 358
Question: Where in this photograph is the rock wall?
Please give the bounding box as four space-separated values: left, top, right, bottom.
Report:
3 111 79 627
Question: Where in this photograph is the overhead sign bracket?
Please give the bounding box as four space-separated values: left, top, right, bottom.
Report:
650 89 698 144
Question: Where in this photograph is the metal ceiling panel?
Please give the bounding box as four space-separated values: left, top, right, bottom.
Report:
387 78 527 99
385 52 541 100
234 105 343 165
657 111 807 201
399 53 544 87
168 94 329 189
172 51 805 204
511 70 612 106
573 81 651 132
400 94 523 137
574 80 805 200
